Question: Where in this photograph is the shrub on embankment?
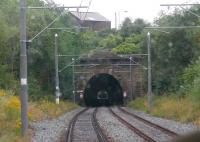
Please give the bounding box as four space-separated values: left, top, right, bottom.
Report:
128 95 200 127
0 89 78 142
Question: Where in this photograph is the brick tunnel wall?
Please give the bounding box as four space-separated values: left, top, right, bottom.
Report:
74 64 143 104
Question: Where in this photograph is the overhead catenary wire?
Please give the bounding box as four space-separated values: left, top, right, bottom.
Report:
27 6 88 9
179 6 200 18
160 3 200 19
160 3 200 6
145 26 200 29
145 28 170 34
27 5 88 42
78 0 84 18
28 12 65 42
83 0 93 21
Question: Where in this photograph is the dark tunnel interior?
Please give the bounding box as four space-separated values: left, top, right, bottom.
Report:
84 73 124 107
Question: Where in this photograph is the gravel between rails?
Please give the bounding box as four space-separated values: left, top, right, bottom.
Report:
123 107 200 135
72 108 98 141
30 108 84 142
96 107 145 142
112 107 172 142
30 106 199 142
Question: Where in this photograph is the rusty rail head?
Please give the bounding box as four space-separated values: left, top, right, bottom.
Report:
108 107 156 142
65 108 89 142
118 107 179 137
92 108 109 142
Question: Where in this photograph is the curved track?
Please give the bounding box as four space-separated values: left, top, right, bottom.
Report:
109 107 179 142
65 108 108 142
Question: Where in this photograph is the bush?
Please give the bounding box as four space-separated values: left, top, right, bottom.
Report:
127 96 147 112
112 43 140 54
0 89 79 142
99 34 122 49
180 57 200 99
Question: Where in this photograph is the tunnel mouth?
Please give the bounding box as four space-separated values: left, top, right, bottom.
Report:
83 73 123 107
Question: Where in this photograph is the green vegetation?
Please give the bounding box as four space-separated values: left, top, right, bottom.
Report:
126 6 200 126
112 34 143 54
0 89 78 142
1 0 200 140
0 0 105 100
128 95 200 126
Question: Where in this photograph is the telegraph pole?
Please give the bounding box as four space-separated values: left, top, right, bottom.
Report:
19 0 28 136
18 2 88 136
147 32 152 112
129 57 133 100
72 58 75 103
115 12 117 30
54 33 60 104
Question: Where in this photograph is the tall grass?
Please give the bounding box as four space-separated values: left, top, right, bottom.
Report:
128 94 200 126
0 89 78 142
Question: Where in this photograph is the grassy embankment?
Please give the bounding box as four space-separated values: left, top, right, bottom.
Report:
128 95 200 126
0 89 78 142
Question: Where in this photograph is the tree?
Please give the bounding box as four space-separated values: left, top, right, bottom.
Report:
132 18 149 34
151 5 200 94
120 18 149 38
120 17 133 38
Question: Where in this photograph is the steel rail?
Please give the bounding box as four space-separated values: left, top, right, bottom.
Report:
65 108 108 142
65 108 88 142
92 108 109 142
118 107 179 137
108 107 156 142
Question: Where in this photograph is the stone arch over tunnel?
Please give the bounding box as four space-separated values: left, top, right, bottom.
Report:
83 73 124 107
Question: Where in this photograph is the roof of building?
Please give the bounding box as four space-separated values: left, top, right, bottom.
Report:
70 11 110 22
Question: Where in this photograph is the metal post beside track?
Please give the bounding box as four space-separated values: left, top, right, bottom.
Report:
147 32 152 112
19 0 28 136
55 33 60 104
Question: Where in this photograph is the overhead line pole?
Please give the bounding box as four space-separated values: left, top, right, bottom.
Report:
72 58 75 103
54 33 60 104
19 3 88 136
147 32 152 112
19 0 28 136
129 57 133 100
115 12 117 30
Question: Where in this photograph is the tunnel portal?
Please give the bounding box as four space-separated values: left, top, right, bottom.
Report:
84 73 123 106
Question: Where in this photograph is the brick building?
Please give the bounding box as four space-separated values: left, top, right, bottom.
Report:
70 11 111 31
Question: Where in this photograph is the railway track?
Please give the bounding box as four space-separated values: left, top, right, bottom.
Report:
118 107 178 137
65 108 108 142
109 107 179 142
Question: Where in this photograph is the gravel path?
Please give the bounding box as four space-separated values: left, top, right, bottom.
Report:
124 107 200 135
30 108 84 142
96 107 145 142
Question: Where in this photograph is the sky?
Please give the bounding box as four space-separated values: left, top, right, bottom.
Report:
53 0 199 28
